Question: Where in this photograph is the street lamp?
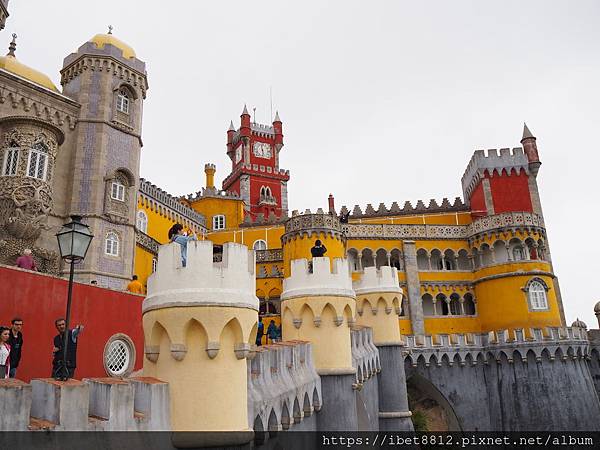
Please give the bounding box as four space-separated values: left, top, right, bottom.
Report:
55 215 93 380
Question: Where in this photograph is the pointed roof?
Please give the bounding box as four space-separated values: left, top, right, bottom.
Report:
273 110 281 122
241 104 249 116
522 122 535 140
228 120 235 131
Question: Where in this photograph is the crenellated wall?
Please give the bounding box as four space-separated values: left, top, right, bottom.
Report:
404 326 600 431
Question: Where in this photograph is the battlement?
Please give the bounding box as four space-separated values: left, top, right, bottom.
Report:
248 341 321 431
350 327 380 385
283 210 343 241
139 178 207 228
353 266 403 296
404 326 589 367
184 187 241 202
339 197 467 219
461 147 530 201
240 210 288 227
143 241 258 313
222 162 290 190
281 257 354 300
0 377 169 431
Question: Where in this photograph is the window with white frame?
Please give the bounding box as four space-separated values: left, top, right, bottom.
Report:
2 147 19 176
105 232 120 256
116 89 130 114
136 210 148 233
528 280 548 310
253 239 267 251
103 334 135 377
152 257 158 273
26 143 48 180
111 181 125 202
212 214 225 230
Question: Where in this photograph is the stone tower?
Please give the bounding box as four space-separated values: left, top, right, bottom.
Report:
141 240 257 445
222 106 290 220
59 31 148 288
353 266 413 431
281 256 358 430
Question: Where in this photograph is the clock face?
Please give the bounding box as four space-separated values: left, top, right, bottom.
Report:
253 142 272 158
235 146 242 163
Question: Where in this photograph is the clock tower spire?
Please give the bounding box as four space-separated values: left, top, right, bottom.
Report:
222 105 290 220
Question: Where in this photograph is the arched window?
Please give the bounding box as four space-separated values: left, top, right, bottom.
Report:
212 214 225 230
137 210 148 233
152 257 158 273
111 181 125 201
27 142 48 180
253 239 267 251
116 89 130 114
528 280 548 310
105 232 120 256
265 187 272 197
2 143 19 176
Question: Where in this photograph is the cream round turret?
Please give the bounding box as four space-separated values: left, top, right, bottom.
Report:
353 266 403 345
142 240 258 441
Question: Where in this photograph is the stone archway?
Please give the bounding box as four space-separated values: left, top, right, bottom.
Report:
406 373 462 431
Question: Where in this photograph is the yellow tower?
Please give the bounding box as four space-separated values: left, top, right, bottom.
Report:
353 266 413 431
141 241 257 445
281 209 345 275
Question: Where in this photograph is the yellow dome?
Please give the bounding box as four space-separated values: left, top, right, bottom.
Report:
0 54 58 92
89 33 136 59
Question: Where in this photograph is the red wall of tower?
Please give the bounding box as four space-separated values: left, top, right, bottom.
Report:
488 170 532 213
0 265 144 382
469 182 487 217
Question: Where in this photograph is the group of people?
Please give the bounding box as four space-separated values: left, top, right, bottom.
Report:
0 317 83 380
256 317 282 346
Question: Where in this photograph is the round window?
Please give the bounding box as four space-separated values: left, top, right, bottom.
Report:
103 334 136 377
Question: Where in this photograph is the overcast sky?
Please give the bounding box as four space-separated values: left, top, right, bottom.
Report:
10 1 600 327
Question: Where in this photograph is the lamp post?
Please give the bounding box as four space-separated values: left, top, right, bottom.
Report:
55 215 93 380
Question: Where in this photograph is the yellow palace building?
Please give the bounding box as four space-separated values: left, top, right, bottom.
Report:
134 109 563 338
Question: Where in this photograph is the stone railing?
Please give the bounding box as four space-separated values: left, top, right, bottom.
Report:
344 223 467 240
248 341 321 432
256 248 283 263
350 327 380 387
0 377 169 431
403 326 588 367
467 212 545 237
285 210 342 234
135 231 160 255
343 212 545 241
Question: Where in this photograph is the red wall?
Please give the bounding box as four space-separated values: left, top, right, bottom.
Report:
469 182 487 217
488 170 532 213
0 265 144 381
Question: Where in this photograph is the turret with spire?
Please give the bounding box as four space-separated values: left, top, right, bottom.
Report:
521 122 541 176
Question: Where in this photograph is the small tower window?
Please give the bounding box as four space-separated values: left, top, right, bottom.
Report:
528 280 548 310
212 214 225 230
105 232 120 256
111 181 126 201
116 89 130 114
26 143 48 180
137 210 148 233
253 239 267 251
152 257 158 273
2 146 19 176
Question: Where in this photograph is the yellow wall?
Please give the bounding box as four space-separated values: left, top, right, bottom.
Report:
187 197 244 233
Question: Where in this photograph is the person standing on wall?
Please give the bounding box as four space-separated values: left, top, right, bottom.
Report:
7 318 23 378
168 224 197 267
311 240 327 257
0 327 11 378
267 320 278 344
256 317 265 346
52 319 84 379
126 275 144 294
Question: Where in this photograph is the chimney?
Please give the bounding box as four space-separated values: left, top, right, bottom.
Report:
328 193 336 215
204 163 216 189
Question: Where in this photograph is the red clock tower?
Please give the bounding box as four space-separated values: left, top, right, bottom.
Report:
222 105 290 220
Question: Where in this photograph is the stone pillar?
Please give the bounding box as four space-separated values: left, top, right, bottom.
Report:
482 178 495 215
142 241 257 446
31 379 89 431
281 257 357 431
353 266 413 431
0 379 32 430
402 241 424 335
506 244 513 261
